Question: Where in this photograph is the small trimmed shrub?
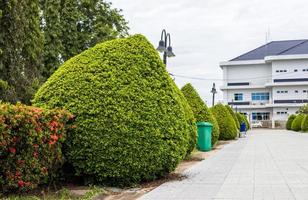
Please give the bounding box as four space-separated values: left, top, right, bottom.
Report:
301 115 308 132
33 34 195 186
291 114 305 131
286 114 296 130
225 105 240 130
0 103 73 193
211 104 238 140
181 83 219 146
235 113 249 131
241 114 250 130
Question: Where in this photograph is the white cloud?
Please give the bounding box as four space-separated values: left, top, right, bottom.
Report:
111 0 308 106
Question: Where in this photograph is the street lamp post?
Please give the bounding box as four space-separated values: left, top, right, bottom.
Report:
211 83 217 107
156 29 176 65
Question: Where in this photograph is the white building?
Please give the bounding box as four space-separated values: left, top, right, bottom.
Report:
220 40 308 128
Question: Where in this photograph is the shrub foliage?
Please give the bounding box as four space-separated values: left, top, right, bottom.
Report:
33 34 195 185
291 114 305 132
181 83 219 146
235 113 249 131
0 103 73 192
211 104 238 140
301 115 308 132
225 105 240 130
286 114 296 130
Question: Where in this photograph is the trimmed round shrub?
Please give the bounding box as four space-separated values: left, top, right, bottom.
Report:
242 114 250 130
301 115 308 132
291 114 305 132
286 114 296 130
181 83 219 146
225 105 240 130
33 34 196 186
235 113 249 131
211 103 238 140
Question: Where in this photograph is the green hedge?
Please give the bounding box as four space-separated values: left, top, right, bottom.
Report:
301 115 308 132
211 104 238 140
225 105 240 130
286 114 296 130
0 103 73 193
33 34 196 186
291 114 305 132
181 83 220 146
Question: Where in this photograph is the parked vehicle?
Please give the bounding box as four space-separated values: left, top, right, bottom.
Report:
252 121 262 128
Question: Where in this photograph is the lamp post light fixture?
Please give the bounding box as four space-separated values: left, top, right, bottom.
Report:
211 83 217 107
157 29 176 65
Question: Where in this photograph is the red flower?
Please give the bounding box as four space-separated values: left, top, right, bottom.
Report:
49 121 58 131
50 134 58 141
15 171 21 178
33 152 39 158
48 140 56 145
9 147 16 154
33 144 39 149
18 180 25 187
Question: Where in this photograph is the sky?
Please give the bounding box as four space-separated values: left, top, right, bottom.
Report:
111 0 308 106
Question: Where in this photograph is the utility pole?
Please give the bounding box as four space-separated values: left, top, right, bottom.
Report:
211 83 217 107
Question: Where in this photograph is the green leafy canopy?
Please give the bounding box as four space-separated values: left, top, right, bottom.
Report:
181 83 219 146
33 34 196 186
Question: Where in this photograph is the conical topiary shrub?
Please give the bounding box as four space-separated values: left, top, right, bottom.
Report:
291 114 305 132
181 83 219 146
286 114 296 130
33 34 196 186
225 105 240 130
301 115 308 132
211 103 238 140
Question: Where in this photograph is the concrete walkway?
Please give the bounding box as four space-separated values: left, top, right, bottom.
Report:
139 129 308 200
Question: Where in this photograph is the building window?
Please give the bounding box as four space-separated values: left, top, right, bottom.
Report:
294 69 298 72
295 90 298 93
252 112 270 120
277 111 288 115
303 69 306 72
234 93 243 101
276 70 279 73
252 93 269 101
277 90 288 94
284 70 287 72
304 90 307 93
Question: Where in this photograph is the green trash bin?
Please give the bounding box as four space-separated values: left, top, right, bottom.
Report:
197 122 213 151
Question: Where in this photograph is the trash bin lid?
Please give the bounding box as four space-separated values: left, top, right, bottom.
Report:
197 121 213 127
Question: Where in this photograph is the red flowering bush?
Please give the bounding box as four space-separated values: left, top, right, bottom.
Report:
0 102 74 193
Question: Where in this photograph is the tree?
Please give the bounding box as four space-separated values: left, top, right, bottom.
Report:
33 35 196 186
211 104 238 140
41 0 129 78
0 0 43 104
181 83 220 146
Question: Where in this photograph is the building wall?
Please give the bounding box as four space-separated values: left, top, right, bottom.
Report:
224 64 271 86
272 60 308 80
272 85 308 101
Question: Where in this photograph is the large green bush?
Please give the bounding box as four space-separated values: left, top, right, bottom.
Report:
33 34 196 186
291 114 305 132
211 104 238 140
301 115 308 132
181 83 219 146
0 103 73 193
225 105 240 130
286 114 296 130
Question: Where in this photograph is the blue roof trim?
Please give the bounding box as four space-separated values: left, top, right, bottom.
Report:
231 39 308 61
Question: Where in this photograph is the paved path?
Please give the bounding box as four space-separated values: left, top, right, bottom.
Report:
139 129 308 200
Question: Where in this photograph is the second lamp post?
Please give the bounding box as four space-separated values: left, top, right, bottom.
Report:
157 29 176 65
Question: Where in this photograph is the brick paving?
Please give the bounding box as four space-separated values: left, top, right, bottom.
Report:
139 129 308 200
